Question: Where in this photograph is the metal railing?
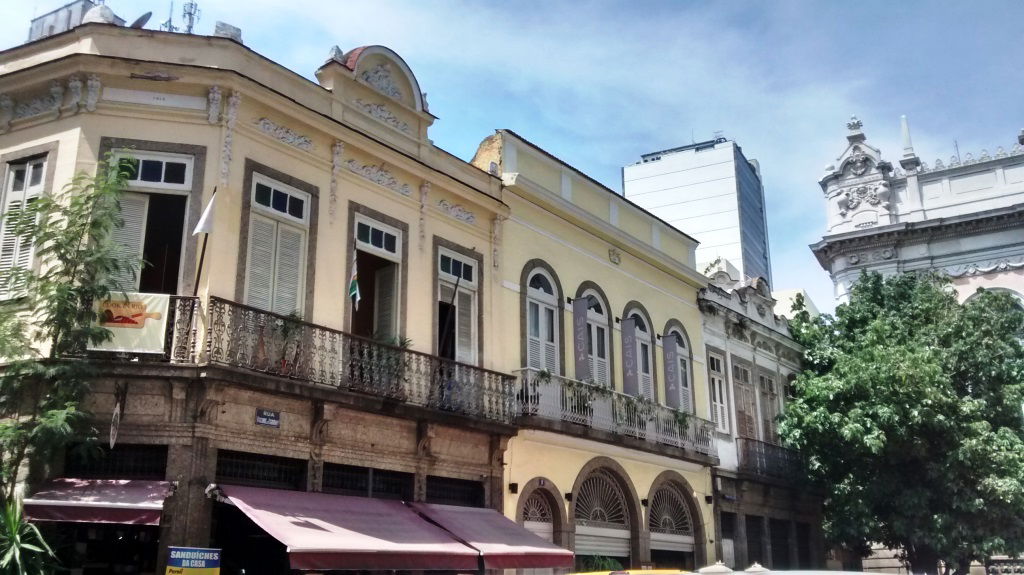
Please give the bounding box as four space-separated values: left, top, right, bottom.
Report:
737 437 802 481
166 296 201 363
516 367 717 457
204 297 517 423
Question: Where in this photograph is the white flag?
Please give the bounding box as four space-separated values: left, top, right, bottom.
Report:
192 190 217 236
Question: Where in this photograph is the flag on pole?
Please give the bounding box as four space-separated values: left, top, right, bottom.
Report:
192 189 217 236
349 249 360 311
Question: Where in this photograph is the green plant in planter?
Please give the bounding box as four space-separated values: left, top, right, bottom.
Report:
672 409 691 430
0 501 57 574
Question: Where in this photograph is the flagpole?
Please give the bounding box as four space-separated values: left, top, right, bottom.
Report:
191 187 217 297
193 233 209 297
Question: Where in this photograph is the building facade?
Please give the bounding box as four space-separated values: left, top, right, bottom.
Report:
812 116 1024 305
697 272 823 570
473 130 719 570
623 138 773 285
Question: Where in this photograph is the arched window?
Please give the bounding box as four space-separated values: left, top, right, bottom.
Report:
582 291 610 386
526 270 559 372
521 490 555 542
665 327 693 413
627 311 654 400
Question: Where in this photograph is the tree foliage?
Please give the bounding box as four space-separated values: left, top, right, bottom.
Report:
0 156 136 504
781 272 1024 575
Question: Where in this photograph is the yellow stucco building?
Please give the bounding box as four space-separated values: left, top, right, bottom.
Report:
0 8 789 573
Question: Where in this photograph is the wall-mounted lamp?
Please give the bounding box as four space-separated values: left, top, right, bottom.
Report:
564 492 573 502
509 483 519 494
641 498 649 507
705 495 714 504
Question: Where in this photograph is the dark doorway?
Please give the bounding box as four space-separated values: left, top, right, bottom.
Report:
437 299 455 360
651 548 695 570
770 518 792 569
47 523 160 575
138 194 186 295
746 515 764 565
350 250 398 341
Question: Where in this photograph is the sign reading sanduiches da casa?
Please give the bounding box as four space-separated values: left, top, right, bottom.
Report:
166 546 220 575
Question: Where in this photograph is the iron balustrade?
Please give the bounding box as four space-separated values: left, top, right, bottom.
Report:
736 437 802 481
204 296 517 423
517 367 717 457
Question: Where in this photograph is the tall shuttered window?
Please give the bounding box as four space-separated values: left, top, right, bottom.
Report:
708 353 730 433
733 361 758 439
584 292 610 386
437 248 477 365
668 329 693 413
759 373 780 444
0 156 45 299
245 174 308 315
352 216 401 340
526 270 559 372
629 312 654 400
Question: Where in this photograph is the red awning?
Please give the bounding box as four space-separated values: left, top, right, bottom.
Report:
218 484 480 571
411 502 575 569
24 478 173 525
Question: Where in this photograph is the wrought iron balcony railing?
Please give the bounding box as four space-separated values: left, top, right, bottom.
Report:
736 437 802 481
516 367 717 457
204 296 517 424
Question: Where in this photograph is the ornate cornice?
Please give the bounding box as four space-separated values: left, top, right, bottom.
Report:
345 159 411 196
254 117 313 152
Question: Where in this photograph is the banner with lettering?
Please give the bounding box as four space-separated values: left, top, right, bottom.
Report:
89 292 170 354
663 333 680 409
621 317 639 396
166 547 220 575
572 298 591 381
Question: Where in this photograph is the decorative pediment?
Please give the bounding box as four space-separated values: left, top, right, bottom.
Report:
340 46 425 113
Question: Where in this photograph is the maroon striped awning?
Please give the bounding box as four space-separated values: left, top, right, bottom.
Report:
24 478 173 525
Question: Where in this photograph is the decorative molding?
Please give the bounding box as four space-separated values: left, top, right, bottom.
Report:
345 159 411 196
254 117 313 152
436 198 476 224
0 95 12 134
14 80 62 120
847 248 895 266
219 90 240 188
608 248 622 265
330 141 344 219
838 181 891 216
62 75 82 116
418 181 430 250
207 86 222 124
360 63 403 101
491 215 504 269
846 115 863 131
85 75 101 112
354 98 410 134
102 88 206 110
944 257 1024 278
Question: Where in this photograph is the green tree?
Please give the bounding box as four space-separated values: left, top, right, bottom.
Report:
781 272 1024 575
0 157 137 570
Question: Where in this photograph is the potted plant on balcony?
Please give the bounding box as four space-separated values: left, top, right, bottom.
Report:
276 311 305 377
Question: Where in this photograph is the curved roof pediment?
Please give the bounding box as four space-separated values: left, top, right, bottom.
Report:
339 45 425 113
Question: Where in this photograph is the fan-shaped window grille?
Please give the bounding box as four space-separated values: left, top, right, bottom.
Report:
522 491 553 523
575 469 629 528
648 483 694 535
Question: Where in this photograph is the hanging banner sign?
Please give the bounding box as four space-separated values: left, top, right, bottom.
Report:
572 298 591 381
89 292 170 354
621 317 639 397
166 546 220 575
663 334 680 409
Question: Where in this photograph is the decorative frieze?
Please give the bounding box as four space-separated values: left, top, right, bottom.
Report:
14 80 63 120
254 117 313 152
436 199 475 224
360 63 403 100
418 182 430 250
345 159 411 196
847 248 895 266
0 75 102 133
219 91 241 188
330 141 344 218
63 75 83 115
838 181 891 216
85 75 101 112
207 86 222 124
354 98 410 134
491 215 504 269
0 95 12 134
945 257 1024 278
608 248 622 265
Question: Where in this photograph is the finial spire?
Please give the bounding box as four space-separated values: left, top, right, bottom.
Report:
847 115 863 131
900 115 915 158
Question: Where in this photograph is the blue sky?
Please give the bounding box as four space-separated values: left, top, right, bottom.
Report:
5 0 1023 312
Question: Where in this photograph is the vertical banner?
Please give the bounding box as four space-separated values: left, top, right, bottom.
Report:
89 293 170 354
621 317 639 396
572 298 591 381
663 333 680 409
166 546 220 574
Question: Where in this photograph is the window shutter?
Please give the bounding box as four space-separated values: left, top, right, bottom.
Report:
0 197 25 298
640 342 654 400
109 192 149 291
455 289 474 364
679 358 692 413
542 305 557 372
245 214 277 311
272 224 304 315
736 384 756 438
591 324 609 386
717 380 730 431
373 264 397 339
527 301 542 369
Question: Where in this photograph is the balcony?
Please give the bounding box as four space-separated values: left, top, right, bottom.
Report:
736 437 802 482
204 297 517 424
516 367 717 458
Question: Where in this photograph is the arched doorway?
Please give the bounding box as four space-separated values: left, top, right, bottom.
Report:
574 469 633 569
648 482 697 569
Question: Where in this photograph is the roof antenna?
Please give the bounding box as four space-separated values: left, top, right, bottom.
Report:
182 1 200 34
690 128 695 145
954 140 961 164
159 1 178 32
713 130 724 142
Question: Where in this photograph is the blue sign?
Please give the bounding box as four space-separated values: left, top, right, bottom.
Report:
255 408 280 428
166 546 220 574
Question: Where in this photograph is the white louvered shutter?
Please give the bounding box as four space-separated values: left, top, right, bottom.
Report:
527 301 542 369
542 305 557 371
374 264 396 338
245 214 276 311
272 224 304 316
592 324 609 386
679 357 692 413
639 341 653 399
455 289 474 364
0 161 44 299
0 197 24 298
109 192 149 292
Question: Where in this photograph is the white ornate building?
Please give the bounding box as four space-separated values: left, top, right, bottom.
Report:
811 116 1024 305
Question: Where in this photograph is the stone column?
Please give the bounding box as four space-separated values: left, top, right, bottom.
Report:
734 511 748 569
